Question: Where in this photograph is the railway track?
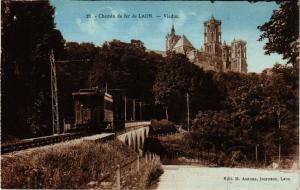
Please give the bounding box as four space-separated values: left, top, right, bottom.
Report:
1 121 151 154
1 132 86 154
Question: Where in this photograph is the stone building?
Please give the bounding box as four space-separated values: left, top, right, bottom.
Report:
165 16 247 73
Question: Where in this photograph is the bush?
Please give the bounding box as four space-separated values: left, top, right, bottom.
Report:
146 158 164 188
229 151 248 166
149 119 177 135
1 139 136 189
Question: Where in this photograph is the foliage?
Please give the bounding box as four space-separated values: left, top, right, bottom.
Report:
1 140 136 189
153 53 225 122
146 159 164 188
192 111 237 152
153 53 194 106
1 1 65 138
258 0 299 65
149 119 177 135
89 40 160 100
63 42 99 61
56 60 92 125
190 70 225 112
191 65 298 162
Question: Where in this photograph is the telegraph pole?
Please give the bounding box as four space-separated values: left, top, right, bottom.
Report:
255 144 258 162
124 96 127 121
133 99 136 121
279 116 281 162
187 92 190 132
50 50 60 134
139 101 142 121
49 57 90 134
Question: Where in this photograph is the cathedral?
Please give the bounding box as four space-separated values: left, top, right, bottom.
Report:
165 16 248 73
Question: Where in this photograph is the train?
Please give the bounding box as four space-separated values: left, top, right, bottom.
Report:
64 88 124 133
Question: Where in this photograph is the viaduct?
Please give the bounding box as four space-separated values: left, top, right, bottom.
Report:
116 121 150 155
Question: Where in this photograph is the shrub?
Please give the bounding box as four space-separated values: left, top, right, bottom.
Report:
1 139 136 189
146 157 164 188
149 119 177 135
229 151 248 166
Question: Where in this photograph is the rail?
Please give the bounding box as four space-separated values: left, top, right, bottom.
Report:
1 121 150 154
1 132 86 154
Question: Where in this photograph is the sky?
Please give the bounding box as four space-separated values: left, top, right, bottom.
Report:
50 0 286 73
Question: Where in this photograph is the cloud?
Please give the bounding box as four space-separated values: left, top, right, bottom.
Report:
126 20 148 36
76 7 123 35
76 14 100 35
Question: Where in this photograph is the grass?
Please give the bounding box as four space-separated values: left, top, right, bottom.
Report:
122 154 164 189
1 138 136 189
145 158 164 188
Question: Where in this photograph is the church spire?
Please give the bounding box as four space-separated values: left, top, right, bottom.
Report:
171 24 175 34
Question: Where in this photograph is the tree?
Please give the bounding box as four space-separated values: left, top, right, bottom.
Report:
89 39 161 119
258 0 299 66
57 42 98 125
63 42 99 61
190 70 225 113
192 111 236 155
1 1 65 138
206 68 298 162
153 53 200 122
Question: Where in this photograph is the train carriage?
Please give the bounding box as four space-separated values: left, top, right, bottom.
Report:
71 89 114 132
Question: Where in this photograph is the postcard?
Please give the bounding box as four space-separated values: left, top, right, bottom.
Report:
1 0 299 189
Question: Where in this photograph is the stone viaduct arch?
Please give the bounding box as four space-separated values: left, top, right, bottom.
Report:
117 126 149 155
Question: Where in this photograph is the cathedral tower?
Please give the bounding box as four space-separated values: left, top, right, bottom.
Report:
222 41 231 71
166 25 180 52
204 16 222 57
231 40 247 73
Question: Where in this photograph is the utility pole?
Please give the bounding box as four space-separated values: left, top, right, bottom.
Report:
50 50 60 134
165 106 169 121
279 144 281 162
278 113 281 162
278 114 281 162
277 109 284 162
139 101 142 121
187 92 190 132
124 96 127 121
255 144 258 162
133 99 136 121
49 58 90 134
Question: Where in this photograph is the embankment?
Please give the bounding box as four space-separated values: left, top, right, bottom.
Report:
1 138 163 189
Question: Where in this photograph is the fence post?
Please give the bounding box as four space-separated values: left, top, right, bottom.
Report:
137 155 140 173
145 152 148 163
116 165 121 190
